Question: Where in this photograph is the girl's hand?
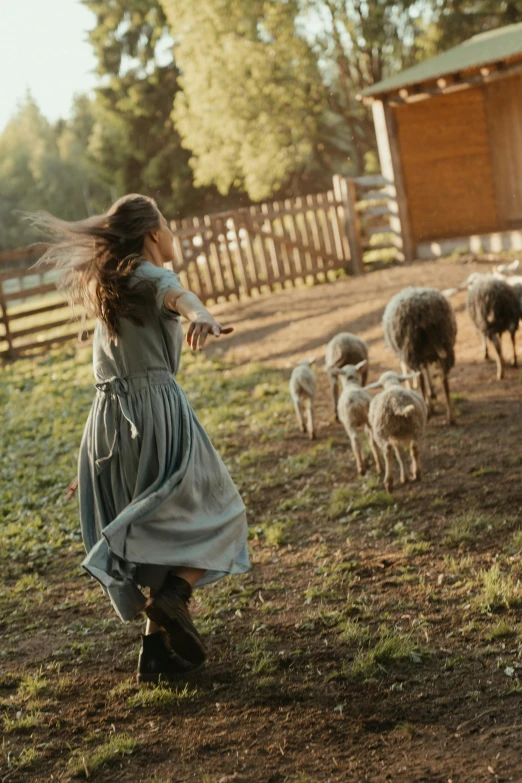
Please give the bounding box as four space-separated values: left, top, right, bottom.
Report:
186 317 233 351
65 477 79 501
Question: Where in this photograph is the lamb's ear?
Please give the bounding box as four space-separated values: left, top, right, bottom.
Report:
398 372 420 383
509 260 520 272
330 367 342 377
363 381 381 390
355 360 368 370
442 287 459 297
308 356 317 366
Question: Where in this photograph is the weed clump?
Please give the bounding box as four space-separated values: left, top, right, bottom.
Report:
68 733 137 778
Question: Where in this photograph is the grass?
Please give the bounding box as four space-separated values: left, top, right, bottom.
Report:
485 620 518 640
345 626 419 679
3 709 42 733
127 682 198 708
474 563 522 612
68 733 137 778
239 633 278 677
443 510 490 547
328 482 394 519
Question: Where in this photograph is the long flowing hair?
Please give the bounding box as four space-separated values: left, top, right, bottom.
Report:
31 194 161 340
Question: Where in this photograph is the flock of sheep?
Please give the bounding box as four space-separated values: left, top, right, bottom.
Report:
289 261 522 493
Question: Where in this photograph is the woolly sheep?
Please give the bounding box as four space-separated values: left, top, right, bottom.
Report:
289 359 316 439
463 273 519 380
492 263 522 318
333 362 382 476
366 371 428 493
382 287 457 424
324 333 369 420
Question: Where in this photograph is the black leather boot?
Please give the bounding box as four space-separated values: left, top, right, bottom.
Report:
136 632 203 684
144 574 207 665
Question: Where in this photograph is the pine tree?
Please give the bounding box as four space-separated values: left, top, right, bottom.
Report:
82 0 200 215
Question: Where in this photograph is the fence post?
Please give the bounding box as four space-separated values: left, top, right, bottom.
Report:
0 285 14 360
333 175 364 275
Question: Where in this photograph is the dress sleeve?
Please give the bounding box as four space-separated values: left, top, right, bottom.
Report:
132 261 185 318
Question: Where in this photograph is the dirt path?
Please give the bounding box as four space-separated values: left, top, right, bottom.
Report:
2 258 522 783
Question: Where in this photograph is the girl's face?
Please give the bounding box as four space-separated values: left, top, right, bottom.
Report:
155 212 175 263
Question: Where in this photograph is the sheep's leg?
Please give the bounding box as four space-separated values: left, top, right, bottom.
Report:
305 400 315 440
511 331 518 368
393 445 407 485
328 372 339 421
482 334 489 361
401 361 412 390
410 441 421 482
293 399 305 433
350 434 366 476
383 444 394 493
366 425 382 473
490 334 505 380
442 369 454 425
424 364 437 400
418 371 433 418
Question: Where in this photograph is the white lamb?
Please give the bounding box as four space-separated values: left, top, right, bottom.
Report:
365 371 428 493
333 362 382 476
289 359 317 439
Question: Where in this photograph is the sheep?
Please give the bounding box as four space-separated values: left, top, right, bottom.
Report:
332 362 382 476
324 333 369 420
382 287 457 425
289 359 317 439
493 259 520 277
463 273 519 380
365 371 428 493
492 263 522 318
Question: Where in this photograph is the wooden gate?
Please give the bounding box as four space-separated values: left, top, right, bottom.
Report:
0 176 404 360
169 178 362 303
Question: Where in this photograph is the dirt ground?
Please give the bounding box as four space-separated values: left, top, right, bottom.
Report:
3 257 522 782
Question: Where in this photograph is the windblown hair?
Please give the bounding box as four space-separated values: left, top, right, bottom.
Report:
31 194 161 340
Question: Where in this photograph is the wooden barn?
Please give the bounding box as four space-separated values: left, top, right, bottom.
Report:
360 23 522 261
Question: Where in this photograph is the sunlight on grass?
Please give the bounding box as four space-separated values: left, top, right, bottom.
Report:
474 563 522 612
3 709 42 733
68 733 137 778
328 483 393 519
344 626 419 679
443 510 490 547
127 682 198 708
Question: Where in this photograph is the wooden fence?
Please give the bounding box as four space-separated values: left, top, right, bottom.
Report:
169 176 361 303
0 175 403 360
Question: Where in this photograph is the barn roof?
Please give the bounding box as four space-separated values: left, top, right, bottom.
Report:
361 22 522 98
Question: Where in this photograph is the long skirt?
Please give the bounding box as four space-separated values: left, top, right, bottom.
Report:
78 371 249 621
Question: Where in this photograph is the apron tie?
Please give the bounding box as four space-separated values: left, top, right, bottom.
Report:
94 377 139 474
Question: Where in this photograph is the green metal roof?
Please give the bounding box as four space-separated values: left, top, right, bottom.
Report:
362 23 522 98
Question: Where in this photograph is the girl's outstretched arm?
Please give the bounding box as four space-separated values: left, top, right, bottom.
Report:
163 288 233 351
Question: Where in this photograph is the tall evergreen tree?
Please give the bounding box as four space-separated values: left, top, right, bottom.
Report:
435 0 522 50
161 0 332 200
0 95 101 249
82 0 200 216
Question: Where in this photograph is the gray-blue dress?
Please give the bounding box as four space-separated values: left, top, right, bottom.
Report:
78 261 249 622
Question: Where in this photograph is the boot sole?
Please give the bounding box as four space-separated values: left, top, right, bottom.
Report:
136 661 205 685
145 603 207 665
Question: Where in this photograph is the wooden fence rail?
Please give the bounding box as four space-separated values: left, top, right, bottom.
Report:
169 180 362 304
0 175 404 360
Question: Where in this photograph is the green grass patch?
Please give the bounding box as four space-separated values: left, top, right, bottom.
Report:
328 483 393 520
443 510 490 547
485 620 518 640
3 708 42 733
346 626 419 679
474 563 522 612
68 733 137 778
127 682 197 708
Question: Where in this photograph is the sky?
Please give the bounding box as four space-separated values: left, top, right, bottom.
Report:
0 0 98 131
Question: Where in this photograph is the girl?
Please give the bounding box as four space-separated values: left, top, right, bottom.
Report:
34 194 249 682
